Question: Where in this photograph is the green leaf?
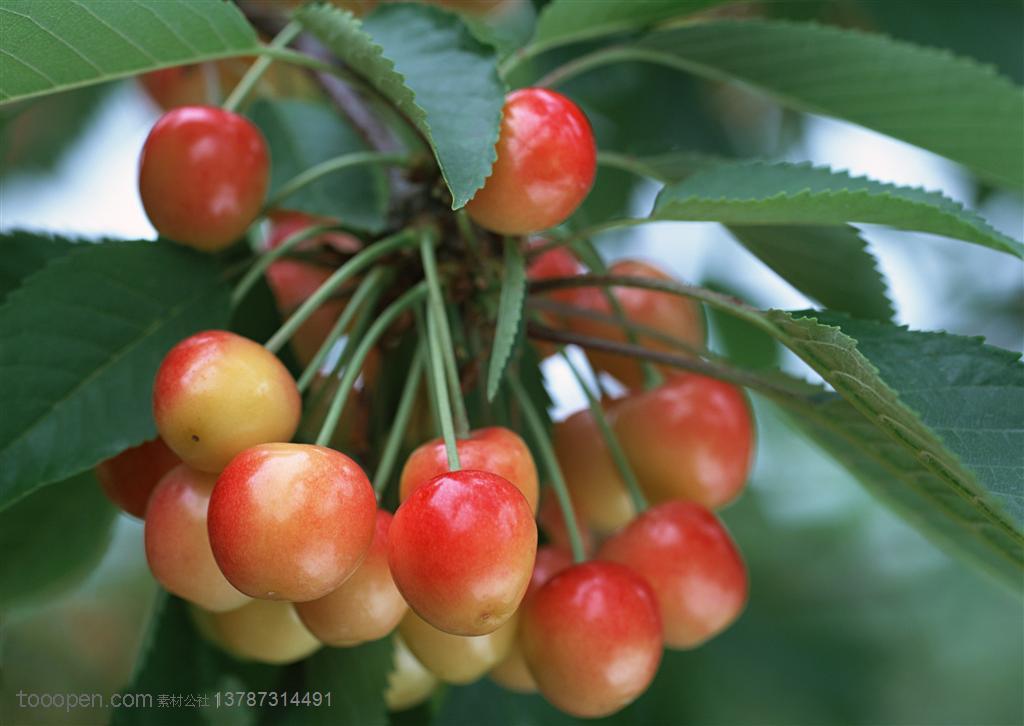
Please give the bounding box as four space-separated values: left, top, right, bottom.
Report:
0 0 260 105
249 99 388 232
0 469 116 610
0 239 231 511
281 639 392 726
296 3 505 208
487 239 527 401
652 161 1023 258
0 230 75 302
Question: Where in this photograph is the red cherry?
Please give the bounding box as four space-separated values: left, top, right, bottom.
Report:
527 243 583 308
613 374 754 509
389 469 537 636
599 501 747 649
536 486 594 556
520 561 663 717
466 88 596 234
208 443 377 602
138 105 269 251
95 438 179 519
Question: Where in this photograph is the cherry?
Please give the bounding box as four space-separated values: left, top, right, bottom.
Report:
192 600 321 665
520 561 663 718
138 105 269 251
389 469 537 636
613 374 753 509
536 486 594 556
398 609 517 684
385 634 439 711
466 88 596 235
144 464 250 612
152 330 301 473
208 443 377 602
599 500 747 649
399 426 539 512
95 438 179 519
527 244 583 307
294 509 407 646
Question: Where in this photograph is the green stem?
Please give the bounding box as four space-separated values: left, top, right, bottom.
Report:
265 229 418 354
560 350 648 513
223 21 303 112
265 151 411 211
316 284 427 447
255 46 342 77
426 303 462 471
372 343 426 496
231 223 338 306
415 307 444 439
507 372 587 564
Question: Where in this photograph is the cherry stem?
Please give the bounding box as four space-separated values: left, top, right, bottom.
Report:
372 341 426 497
414 307 443 439
559 349 649 513
419 231 471 439
264 151 412 212
223 20 303 112
231 223 339 306
265 228 418 354
507 371 587 564
315 284 428 447
426 303 462 472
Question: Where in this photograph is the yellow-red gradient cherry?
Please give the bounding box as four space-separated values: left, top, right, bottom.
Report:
614 374 754 509
295 509 407 646
398 427 539 512
192 600 321 665
385 633 439 711
571 259 706 389
138 106 268 251
520 561 663 718
554 406 635 534
95 438 179 519
152 330 301 473
208 443 377 602
466 88 596 235
399 609 517 684
599 500 747 648
144 464 250 612
389 470 537 636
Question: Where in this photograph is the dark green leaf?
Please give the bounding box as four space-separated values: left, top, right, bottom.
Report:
0 239 231 511
0 230 75 302
487 239 527 401
297 3 506 208
281 639 392 725
0 0 260 105
462 0 536 58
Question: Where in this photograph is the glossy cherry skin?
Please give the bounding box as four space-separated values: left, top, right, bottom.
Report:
295 509 407 646
613 374 754 509
599 501 747 648
466 88 596 235
152 330 301 473
389 470 537 636
208 443 377 602
385 634 439 711
138 105 269 251
399 609 517 684
571 259 706 390
399 427 539 512
520 561 663 718
192 600 321 665
95 438 179 519
144 464 250 612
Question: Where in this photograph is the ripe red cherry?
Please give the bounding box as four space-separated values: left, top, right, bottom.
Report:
208 443 377 602
153 330 301 473
599 501 747 649
613 374 753 509
95 438 179 519
144 464 250 612
399 427 539 513
466 88 596 235
527 244 583 307
295 509 407 646
520 561 662 717
389 470 537 636
536 487 594 556
138 105 269 251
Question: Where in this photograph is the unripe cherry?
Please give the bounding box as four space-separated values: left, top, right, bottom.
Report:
399 609 517 685
399 427 539 512
599 500 747 648
144 464 250 612
295 509 407 646
466 88 596 234
385 634 439 711
153 330 301 473
95 438 179 519
192 600 321 665
208 443 377 602
520 561 663 718
138 106 268 251
389 470 537 636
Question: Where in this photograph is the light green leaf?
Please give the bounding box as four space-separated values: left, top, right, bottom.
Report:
0 0 260 105
487 238 527 401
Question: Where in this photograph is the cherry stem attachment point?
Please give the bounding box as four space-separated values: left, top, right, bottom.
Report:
223 20 303 112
